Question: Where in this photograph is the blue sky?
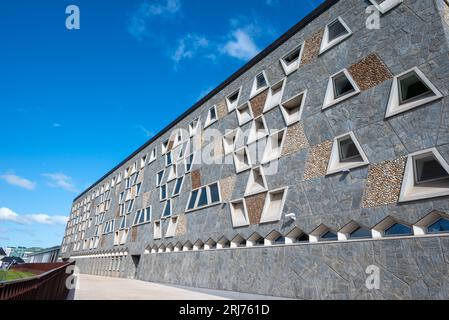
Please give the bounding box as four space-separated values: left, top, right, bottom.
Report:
0 0 323 248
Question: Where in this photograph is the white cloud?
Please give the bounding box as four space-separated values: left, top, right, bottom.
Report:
0 173 36 190
53 123 62 128
172 34 210 65
128 0 182 41
43 173 79 193
265 0 279 6
221 29 260 61
136 125 154 138
0 207 67 225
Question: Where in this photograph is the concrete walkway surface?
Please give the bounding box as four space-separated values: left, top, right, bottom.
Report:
69 274 286 300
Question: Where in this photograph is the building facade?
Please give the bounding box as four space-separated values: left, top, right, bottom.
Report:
61 0 449 299
24 246 60 264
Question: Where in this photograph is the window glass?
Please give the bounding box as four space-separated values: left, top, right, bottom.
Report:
333 73 354 98
209 183 220 203
414 155 448 183
399 73 432 103
321 231 338 240
338 138 360 161
188 190 199 210
256 73 267 89
384 223 413 236
328 19 348 41
197 187 208 207
350 227 371 239
284 47 300 65
173 177 183 195
427 218 449 234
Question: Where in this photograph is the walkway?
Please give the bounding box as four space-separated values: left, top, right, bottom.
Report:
70 274 285 300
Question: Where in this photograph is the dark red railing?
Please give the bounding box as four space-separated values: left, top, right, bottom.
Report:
0 261 75 300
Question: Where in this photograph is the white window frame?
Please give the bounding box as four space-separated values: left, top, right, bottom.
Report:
189 117 201 137
156 169 165 186
244 166 268 197
160 184 168 201
262 129 286 164
263 78 286 113
247 115 269 144
172 176 184 197
326 131 370 175
233 146 252 173
280 90 307 125
204 105 218 128
229 199 250 228
319 16 353 55
235 102 254 126
223 129 241 155
280 43 305 76
185 182 222 213
399 148 449 203
250 71 270 98
226 87 242 112
259 187 288 224
368 0 403 14
149 148 157 164
385 67 443 118
322 68 360 110
162 199 173 218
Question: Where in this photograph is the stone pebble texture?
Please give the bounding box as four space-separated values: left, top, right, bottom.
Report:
348 53 393 91
217 100 228 119
64 0 449 299
303 140 333 180
190 170 201 190
361 157 406 208
250 89 269 118
282 122 309 156
245 192 267 225
300 28 324 65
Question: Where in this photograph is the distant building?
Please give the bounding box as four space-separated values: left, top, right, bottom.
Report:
0 248 6 260
24 246 60 263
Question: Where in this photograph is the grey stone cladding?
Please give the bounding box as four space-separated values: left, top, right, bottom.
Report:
62 0 449 299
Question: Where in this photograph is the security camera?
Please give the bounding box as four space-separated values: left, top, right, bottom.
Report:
285 213 296 221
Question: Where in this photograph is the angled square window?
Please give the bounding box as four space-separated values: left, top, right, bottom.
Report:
236 102 254 126
184 153 195 173
369 0 403 14
223 129 242 155
264 78 286 113
399 148 449 202
385 67 442 118
280 90 306 126
136 183 142 197
262 129 286 164
226 88 242 112
160 184 167 201
233 147 252 173
323 69 360 109
250 71 269 98
156 170 165 186
229 199 249 228
153 220 162 240
189 117 201 137
172 176 184 197
165 152 172 167
247 232 264 247
126 200 134 214
140 155 147 169
309 224 337 243
165 216 178 238
337 221 372 241
413 211 449 235
119 216 127 230
247 116 269 144
162 199 172 218
205 105 218 128
149 148 157 164
245 166 268 197
327 132 369 175
280 43 304 76
259 187 288 224
166 164 177 182
372 216 412 238
230 234 246 248
319 17 352 55
161 139 170 155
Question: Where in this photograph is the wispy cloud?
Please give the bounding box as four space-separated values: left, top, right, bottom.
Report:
172 33 210 65
53 123 62 128
43 173 79 193
128 0 182 41
265 0 279 6
0 207 67 226
0 173 36 190
221 29 260 61
136 125 154 138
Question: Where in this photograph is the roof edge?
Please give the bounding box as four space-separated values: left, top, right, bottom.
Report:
73 0 340 202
